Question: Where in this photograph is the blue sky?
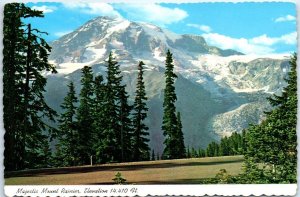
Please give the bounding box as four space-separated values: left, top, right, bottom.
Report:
25 2 297 55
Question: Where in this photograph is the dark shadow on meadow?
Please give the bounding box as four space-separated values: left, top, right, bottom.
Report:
5 158 243 178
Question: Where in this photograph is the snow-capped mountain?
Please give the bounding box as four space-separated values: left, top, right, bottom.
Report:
46 16 290 152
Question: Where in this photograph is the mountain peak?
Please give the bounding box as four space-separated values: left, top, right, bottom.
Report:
94 15 121 21
49 15 244 75
89 16 128 25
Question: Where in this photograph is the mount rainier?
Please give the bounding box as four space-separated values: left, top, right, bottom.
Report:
45 16 290 153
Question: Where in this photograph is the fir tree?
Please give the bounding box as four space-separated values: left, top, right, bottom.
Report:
162 50 182 159
191 147 197 158
186 146 191 158
219 137 229 156
119 88 133 162
93 75 106 163
56 81 78 166
4 3 56 170
101 52 124 162
132 61 150 161
3 3 24 171
206 142 219 157
241 129 247 154
22 20 57 170
77 66 94 165
198 149 206 158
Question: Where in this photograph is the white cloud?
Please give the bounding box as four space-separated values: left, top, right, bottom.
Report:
250 34 278 46
54 31 72 37
116 4 188 26
202 33 272 55
63 2 121 18
187 23 212 33
279 32 297 45
275 15 296 23
31 5 56 13
202 32 297 55
250 32 297 45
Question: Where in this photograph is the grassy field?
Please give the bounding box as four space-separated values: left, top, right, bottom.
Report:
5 156 243 185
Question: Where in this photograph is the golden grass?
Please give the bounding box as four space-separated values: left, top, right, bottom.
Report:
5 155 243 185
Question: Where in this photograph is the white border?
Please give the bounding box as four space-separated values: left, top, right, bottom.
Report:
0 0 299 196
3 185 298 196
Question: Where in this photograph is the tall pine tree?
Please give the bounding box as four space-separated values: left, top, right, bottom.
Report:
101 52 128 162
119 87 134 162
162 50 183 159
132 61 150 161
4 3 57 170
93 75 106 163
56 81 78 166
77 66 94 165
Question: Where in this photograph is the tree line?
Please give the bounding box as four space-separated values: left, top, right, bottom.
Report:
185 131 246 158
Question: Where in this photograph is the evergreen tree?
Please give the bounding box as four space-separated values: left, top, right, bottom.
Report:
198 148 206 158
206 142 219 157
219 137 229 156
186 146 191 158
245 53 297 183
132 61 150 161
156 152 160 160
22 18 57 170
93 75 106 163
119 88 134 162
101 52 124 162
241 129 247 154
4 3 24 171
191 147 197 158
214 144 220 156
56 81 78 166
91 55 133 163
77 66 94 165
162 50 182 159
4 3 56 170
206 144 211 157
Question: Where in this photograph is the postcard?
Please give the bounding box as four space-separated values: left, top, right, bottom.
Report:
1 0 298 196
